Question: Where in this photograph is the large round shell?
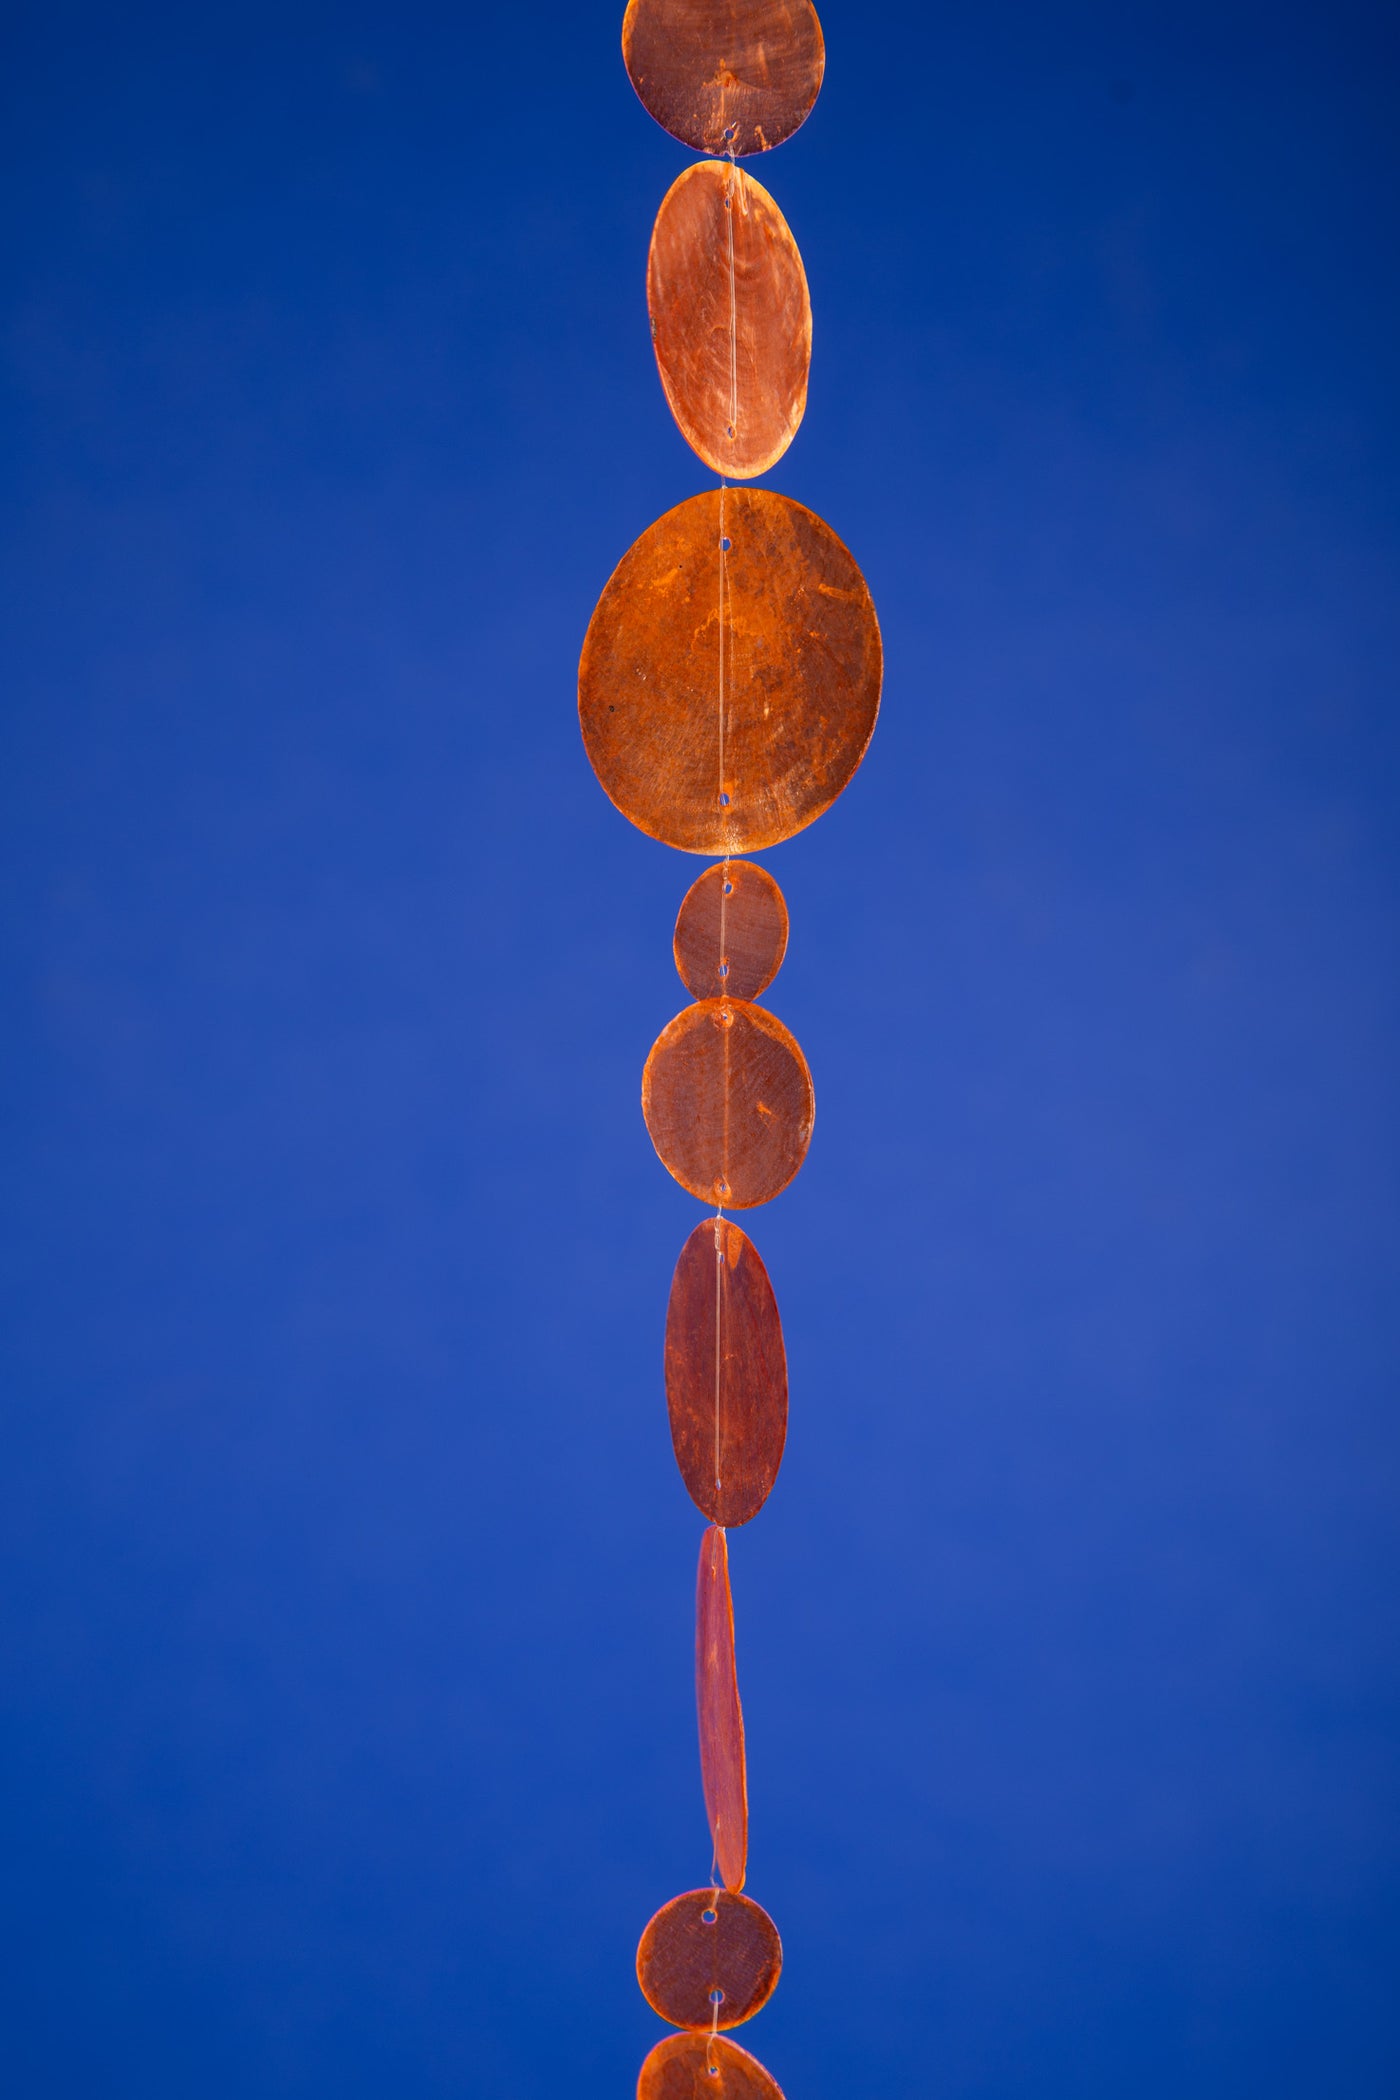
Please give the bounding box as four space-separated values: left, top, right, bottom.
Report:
579 488 881 855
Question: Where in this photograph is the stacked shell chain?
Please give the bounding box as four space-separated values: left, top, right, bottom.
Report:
579 6 881 2095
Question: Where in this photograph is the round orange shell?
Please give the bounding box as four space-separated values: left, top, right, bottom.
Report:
642 999 813 1209
622 0 824 158
636 1887 782 2030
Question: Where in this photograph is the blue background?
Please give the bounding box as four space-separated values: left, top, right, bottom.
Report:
4 2 1398 2093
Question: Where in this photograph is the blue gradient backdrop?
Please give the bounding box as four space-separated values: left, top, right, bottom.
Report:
3 2 1398 2093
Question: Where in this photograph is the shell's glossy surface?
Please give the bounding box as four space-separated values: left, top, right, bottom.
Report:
649 161 810 480
674 860 788 1004
636 1887 782 2030
579 488 881 855
666 1219 787 1526
697 1525 747 1892
622 0 824 158
637 2032 786 2100
642 999 813 1209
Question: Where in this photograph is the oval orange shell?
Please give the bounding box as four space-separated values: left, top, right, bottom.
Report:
666 1219 787 1526
649 160 810 480
674 861 788 1004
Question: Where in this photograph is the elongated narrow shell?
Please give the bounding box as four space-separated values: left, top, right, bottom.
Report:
667 1219 787 1526
697 1525 747 1892
578 487 882 855
643 999 814 1209
638 2032 787 2100
622 0 825 158
636 1887 782 2029
649 161 810 480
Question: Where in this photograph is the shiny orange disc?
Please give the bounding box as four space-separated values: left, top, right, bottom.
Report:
636 1887 782 2030
697 1526 747 1892
649 161 810 480
674 861 788 1004
642 999 813 1209
622 0 825 158
579 488 880 855
638 2032 786 2100
666 1219 787 1526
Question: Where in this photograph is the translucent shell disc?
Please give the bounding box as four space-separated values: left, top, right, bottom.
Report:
638 2032 786 2100
579 488 881 855
666 1219 787 1526
697 1525 747 1892
642 1000 814 1209
648 161 810 480
622 0 825 158
636 1888 782 2030
674 860 788 1004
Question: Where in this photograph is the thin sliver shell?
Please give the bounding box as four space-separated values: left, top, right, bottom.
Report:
697 1524 747 1892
